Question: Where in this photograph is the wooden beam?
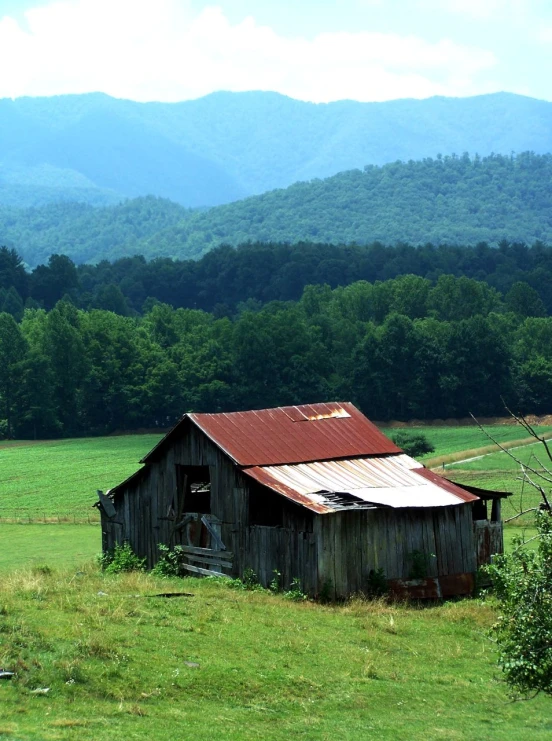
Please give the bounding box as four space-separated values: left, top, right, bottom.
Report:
179 545 233 559
97 490 116 519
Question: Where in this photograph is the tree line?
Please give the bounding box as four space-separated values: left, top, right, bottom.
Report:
3 239 552 320
2 275 552 439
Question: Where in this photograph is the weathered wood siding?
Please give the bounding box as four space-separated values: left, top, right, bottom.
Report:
102 422 317 586
474 520 503 568
315 504 476 599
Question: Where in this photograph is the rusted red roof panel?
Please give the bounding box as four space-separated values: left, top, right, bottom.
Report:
187 402 400 467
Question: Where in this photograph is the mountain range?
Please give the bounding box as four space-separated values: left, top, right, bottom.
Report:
1 90 552 208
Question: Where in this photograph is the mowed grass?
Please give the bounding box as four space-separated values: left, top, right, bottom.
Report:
2 427 548 520
1 568 551 741
382 425 552 462
448 442 552 526
0 524 100 571
0 435 162 519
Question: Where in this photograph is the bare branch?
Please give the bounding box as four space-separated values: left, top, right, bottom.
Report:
469 413 552 488
504 508 539 523
513 534 540 552
502 398 552 467
519 466 552 512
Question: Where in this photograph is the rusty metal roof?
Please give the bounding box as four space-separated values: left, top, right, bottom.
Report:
244 454 479 513
188 402 400 466
142 402 400 466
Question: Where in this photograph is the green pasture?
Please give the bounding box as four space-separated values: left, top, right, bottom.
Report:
448 440 552 470
0 430 550 739
0 435 162 519
2 426 548 521
1 568 551 741
0 524 100 571
381 425 552 461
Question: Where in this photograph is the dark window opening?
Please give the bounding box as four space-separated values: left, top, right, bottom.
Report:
472 499 488 521
176 465 211 515
249 482 284 527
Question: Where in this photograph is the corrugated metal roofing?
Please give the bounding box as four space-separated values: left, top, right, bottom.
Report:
187 402 400 466
244 454 479 512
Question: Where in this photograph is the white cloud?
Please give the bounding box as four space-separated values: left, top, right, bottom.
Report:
0 0 497 102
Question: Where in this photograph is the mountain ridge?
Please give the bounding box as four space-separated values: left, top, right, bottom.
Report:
1 90 551 208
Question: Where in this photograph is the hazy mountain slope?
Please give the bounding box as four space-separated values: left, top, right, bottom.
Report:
134 152 552 260
1 91 551 208
0 196 189 266
4 152 552 266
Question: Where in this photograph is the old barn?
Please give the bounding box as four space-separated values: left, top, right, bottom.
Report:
99 402 508 599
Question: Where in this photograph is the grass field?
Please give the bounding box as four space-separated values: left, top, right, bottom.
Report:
0 524 99 571
1 430 550 739
0 568 551 741
381 425 552 461
0 435 162 520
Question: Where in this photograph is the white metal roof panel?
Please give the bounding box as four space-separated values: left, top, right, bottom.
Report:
244 454 473 510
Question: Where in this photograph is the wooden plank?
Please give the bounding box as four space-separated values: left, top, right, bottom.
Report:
201 515 225 550
180 563 227 577
179 545 234 559
123 491 131 542
433 510 446 575
314 517 332 599
184 553 233 569
97 490 116 519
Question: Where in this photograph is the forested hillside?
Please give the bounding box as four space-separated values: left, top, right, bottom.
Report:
3 152 552 266
1 91 551 208
2 239 552 437
0 196 190 266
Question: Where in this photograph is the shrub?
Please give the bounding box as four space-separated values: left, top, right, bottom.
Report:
391 431 435 457
151 544 184 577
99 542 146 574
486 510 552 697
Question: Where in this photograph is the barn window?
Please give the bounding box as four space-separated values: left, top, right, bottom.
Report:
249 482 284 527
175 465 211 514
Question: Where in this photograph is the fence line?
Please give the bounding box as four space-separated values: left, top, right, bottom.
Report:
0 510 101 525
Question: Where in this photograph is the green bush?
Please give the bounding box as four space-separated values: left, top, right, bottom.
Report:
391 431 435 458
99 542 146 574
152 544 184 577
486 510 552 697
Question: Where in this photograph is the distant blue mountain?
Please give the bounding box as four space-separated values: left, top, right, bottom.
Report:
0 91 551 208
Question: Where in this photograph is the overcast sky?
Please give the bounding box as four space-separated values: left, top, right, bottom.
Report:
1 0 550 103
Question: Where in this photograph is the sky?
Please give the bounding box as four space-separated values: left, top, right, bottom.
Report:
0 0 550 104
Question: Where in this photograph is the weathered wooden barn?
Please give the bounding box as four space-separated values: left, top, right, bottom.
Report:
99 402 509 599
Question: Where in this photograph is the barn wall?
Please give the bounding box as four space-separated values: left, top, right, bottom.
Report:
315 504 476 599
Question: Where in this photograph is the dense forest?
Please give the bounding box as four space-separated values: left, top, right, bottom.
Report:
2 238 552 437
2 91 550 209
4 152 552 267
2 240 552 318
